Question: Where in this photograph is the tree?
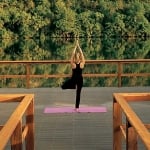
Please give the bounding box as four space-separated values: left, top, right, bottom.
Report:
124 1 150 37
78 10 103 37
51 0 77 37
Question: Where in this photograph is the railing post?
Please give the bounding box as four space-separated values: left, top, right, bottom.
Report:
113 97 122 150
25 98 34 150
11 120 22 150
126 119 138 150
118 62 122 87
26 64 30 88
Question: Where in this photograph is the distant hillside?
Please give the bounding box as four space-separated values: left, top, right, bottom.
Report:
0 0 150 39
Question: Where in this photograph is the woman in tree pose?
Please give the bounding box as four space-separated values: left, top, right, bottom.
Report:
62 40 85 112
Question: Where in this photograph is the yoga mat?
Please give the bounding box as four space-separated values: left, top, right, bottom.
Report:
44 106 107 113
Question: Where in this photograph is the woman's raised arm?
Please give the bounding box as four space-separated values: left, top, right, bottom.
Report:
77 41 85 63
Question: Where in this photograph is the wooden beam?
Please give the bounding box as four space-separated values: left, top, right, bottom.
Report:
0 59 150 64
126 119 138 150
113 98 122 150
113 93 150 149
0 94 34 150
0 95 25 102
117 93 150 101
25 98 34 150
11 120 22 150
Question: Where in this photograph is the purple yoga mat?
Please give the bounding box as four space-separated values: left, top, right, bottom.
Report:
44 106 107 113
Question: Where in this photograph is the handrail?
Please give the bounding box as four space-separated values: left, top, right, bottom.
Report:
0 59 150 63
0 59 150 64
0 94 34 150
0 59 150 88
113 93 150 150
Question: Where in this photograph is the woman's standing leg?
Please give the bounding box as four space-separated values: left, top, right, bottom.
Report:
75 85 82 108
75 78 83 108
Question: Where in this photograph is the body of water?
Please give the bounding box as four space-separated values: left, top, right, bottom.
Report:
0 38 150 87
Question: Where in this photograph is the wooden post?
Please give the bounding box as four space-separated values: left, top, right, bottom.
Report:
25 99 34 150
118 62 122 87
26 64 30 88
113 97 122 150
126 119 138 150
113 93 150 149
11 120 22 150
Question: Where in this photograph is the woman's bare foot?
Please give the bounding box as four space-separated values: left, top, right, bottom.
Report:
74 108 79 112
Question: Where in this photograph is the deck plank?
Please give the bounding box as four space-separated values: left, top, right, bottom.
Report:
0 87 149 150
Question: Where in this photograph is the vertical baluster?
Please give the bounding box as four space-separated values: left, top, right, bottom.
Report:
11 120 22 150
25 98 34 150
26 64 30 88
118 62 122 87
126 119 138 150
113 96 122 150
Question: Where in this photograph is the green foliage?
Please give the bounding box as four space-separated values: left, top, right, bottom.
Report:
51 0 77 37
0 0 150 38
123 1 150 37
0 0 150 87
77 11 104 37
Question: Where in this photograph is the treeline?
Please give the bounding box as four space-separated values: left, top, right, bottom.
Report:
0 0 150 39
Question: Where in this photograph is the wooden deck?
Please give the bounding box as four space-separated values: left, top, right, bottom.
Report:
0 87 149 150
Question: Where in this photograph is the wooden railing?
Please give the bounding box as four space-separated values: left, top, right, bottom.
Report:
0 59 150 88
0 94 34 150
113 93 150 150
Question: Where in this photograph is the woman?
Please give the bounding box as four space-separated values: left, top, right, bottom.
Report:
62 40 85 112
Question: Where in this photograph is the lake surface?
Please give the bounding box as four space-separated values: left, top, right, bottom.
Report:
0 38 150 87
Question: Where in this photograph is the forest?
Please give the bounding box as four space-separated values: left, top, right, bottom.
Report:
0 0 150 39
0 0 150 88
